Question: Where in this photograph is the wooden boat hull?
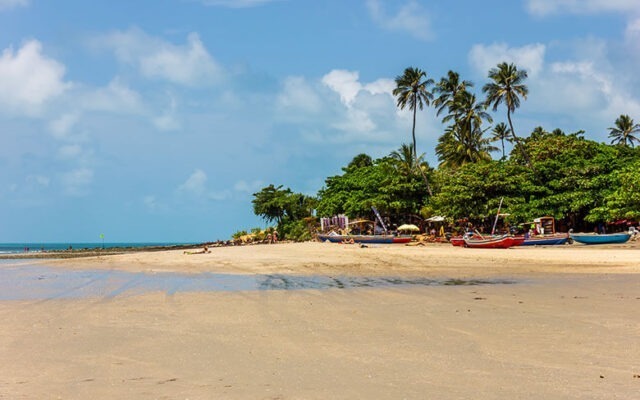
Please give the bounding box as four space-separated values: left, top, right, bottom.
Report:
317 234 411 244
463 235 523 249
569 232 631 245
450 237 465 247
521 234 569 246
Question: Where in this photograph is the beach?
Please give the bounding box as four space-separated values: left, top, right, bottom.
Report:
1 242 639 399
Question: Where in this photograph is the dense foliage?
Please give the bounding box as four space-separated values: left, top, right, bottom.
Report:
246 63 640 241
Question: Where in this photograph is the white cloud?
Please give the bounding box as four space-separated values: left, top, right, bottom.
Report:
94 28 224 87
322 70 362 107
60 168 93 196
178 169 207 195
82 78 144 114
277 76 322 114
152 95 181 131
0 0 28 11
469 42 546 77
0 40 70 115
198 0 277 7
49 113 80 139
366 0 433 41
526 0 640 15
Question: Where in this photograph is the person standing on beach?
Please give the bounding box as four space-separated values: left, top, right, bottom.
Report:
272 230 278 243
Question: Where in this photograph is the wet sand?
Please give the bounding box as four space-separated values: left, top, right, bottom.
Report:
1 242 639 398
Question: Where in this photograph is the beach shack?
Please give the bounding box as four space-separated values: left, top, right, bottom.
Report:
533 216 557 235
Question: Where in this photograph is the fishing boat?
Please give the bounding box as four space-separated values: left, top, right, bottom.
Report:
317 232 412 244
569 232 631 245
521 234 569 246
463 235 524 249
520 217 569 246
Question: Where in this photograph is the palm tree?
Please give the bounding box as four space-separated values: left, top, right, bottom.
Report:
393 67 434 158
436 90 496 168
433 70 474 118
389 143 418 175
608 114 640 147
482 62 532 166
491 122 511 160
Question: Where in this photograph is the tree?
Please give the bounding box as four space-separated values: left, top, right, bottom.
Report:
433 70 474 117
389 143 420 175
436 90 496 168
608 114 640 147
482 62 532 166
392 67 434 158
491 122 511 160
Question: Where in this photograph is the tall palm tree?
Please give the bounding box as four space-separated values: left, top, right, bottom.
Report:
433 70 474 118
393 67 434 158
491 122 511 160
482 62 532 166
436 90 496 168
608 114 640 147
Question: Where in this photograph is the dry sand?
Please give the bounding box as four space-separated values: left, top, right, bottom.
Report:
1 242 639 399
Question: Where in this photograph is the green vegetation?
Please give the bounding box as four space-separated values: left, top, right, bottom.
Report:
248 63 640 241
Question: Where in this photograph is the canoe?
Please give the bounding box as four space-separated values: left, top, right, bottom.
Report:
317 233 412 244
521 233 569 246
463 235 523 249
569 232 631 245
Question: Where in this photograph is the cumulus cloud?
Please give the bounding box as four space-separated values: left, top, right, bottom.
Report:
81 78 144 114
178 169 208 195
0 0 28 11
366 0 433 41
276 76 322 114
0 40 70 115
152 95 181 131
526 0 640 15
49 113 80 139
469 42 546 77
93 28 224 87
322 69 395 108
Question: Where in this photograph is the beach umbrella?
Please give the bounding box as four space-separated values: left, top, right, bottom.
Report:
397 224 420 232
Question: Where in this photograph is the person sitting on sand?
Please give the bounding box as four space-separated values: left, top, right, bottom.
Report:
184 245 210 255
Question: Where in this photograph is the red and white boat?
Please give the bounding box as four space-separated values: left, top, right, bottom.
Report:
463 235 524 249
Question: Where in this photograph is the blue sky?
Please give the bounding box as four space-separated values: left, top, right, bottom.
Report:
1 0 639 243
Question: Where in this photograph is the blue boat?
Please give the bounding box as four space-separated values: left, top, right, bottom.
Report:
521 234 569 246
569 232 631 245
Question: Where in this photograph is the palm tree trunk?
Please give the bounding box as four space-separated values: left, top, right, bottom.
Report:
507 109 532 167
411 99 418 159
501 138 505 160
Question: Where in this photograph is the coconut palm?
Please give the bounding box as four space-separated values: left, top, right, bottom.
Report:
608 114 640 147
482 62 532 166
393 67 434 158
491 122 511 160
390 143 418 174
436 90 496 168
433 70 474 118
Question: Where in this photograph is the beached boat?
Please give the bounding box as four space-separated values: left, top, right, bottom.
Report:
463 235 524 249
317 233 412 244
569 232 631 245
521 233 569 246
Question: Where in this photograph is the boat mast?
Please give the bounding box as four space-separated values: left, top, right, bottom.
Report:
491 197 504 236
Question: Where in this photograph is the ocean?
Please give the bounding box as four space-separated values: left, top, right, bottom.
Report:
0 242 195 254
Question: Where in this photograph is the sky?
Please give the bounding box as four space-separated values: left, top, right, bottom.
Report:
1 0 640 243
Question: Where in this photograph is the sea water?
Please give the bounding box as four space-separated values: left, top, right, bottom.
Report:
0 242 194 254
0 262 514 301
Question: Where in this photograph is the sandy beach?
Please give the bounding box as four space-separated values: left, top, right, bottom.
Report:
1 242 639 399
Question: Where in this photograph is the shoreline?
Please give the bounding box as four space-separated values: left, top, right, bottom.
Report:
2 241 639 398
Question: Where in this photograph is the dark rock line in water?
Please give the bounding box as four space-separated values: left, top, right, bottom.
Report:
0 265 515 301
